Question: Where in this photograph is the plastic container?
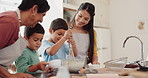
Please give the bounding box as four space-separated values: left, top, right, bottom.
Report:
47 59 61 68
56 66 70 78
89 64 100 72
104 57 128 70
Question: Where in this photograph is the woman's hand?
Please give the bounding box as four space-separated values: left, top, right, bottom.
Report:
92 56 100 64
92 60 100 64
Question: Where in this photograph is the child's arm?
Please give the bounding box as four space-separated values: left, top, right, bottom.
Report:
68 37 78 57
46 30 72 56
15 51 49 73
28 61 48 72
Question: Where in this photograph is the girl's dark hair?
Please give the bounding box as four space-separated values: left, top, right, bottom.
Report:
18 0 50 13
50 18 68 32
24 23 45 38
71 2 95 63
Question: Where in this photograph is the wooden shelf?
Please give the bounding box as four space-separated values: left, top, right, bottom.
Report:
63 3 77 11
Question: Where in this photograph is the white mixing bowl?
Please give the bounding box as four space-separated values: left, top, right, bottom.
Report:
62 59 85 73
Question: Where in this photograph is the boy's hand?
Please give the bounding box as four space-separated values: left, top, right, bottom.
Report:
37 61 48 71
67 37 76 46
63 30 72 39
43 66 53 73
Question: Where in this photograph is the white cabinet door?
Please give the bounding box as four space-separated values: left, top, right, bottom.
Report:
94 28 111 68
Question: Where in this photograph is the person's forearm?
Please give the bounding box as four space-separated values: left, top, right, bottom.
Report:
93 56 98 62
0 66 11 78
72 45 78 57
92 56 100 64
46 37 67 56
28 64 38 72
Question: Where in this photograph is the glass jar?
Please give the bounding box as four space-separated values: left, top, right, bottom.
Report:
56 66 70 78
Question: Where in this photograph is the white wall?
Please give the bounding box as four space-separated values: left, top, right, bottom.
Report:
109 0 148 62
42 0 63 39
0 0 22 3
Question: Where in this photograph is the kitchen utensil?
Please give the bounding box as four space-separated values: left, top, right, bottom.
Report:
67 25 76 62
136 61 148 71
47 59 61 68
104 57 127 70
62 58 85 73
89 64 100 72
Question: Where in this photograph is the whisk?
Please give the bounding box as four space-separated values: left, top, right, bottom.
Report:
67 25 76 61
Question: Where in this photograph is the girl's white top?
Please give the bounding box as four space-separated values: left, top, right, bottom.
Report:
72 33 89 59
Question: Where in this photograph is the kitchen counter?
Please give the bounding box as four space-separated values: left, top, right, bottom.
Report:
32 68 148 78
97 68 148 78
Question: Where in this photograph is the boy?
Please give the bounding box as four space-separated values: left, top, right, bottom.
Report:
15 23 52 74
39 18 78 62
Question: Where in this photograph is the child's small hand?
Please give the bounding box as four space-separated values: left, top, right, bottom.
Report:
67 36 78 57
67 37 76 46
44 66 53 73
37 61 48 71
64 30 72 39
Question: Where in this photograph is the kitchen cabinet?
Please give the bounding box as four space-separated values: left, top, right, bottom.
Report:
94 0 110 28
83 0 110 27
94 27 111 68
63 2 78 25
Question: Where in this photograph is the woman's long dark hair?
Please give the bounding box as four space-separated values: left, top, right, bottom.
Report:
70 2 95 63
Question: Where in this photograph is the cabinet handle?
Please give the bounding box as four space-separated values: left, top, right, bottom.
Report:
97 48 101 50
102 47 107 49
97 47 107 50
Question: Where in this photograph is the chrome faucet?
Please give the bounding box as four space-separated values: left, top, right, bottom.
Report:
123 36 144 66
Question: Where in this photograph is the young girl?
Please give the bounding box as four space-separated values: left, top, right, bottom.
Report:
70 2 99 64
